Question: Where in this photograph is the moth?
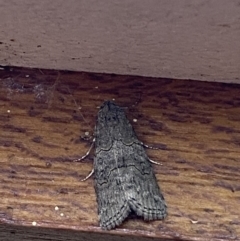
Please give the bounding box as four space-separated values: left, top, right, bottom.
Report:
78 101 167 229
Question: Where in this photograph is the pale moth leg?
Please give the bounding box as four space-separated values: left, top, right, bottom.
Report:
74 138 95 181
140 142 163 165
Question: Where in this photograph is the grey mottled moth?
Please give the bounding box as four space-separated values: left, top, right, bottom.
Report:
77 101 167 229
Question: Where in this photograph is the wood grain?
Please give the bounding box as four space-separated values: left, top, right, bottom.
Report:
0 67 240 241
1 1 240 82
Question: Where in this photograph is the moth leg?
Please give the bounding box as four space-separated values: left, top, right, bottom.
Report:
141 142 160 150
81 168 94 181
74 138 95 162
75 138 95 181
148 158 163 166
139 142 163 165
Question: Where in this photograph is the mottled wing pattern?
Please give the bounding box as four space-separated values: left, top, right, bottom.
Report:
95 101 139 153
124 142 167 220
94 148 131 229
94 101 167 229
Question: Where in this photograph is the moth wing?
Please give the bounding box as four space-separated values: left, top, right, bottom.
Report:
95 124 112 152
93 153 131 230
119 118 141 145
126 144 167 220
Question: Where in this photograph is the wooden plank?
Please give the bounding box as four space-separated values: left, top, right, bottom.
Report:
0 66 240 241
1 1 240 82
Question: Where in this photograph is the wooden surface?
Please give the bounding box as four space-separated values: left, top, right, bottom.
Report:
1 0 240 83
0 66 240 241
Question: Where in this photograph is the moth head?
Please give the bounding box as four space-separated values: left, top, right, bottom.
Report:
99 101 121 127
